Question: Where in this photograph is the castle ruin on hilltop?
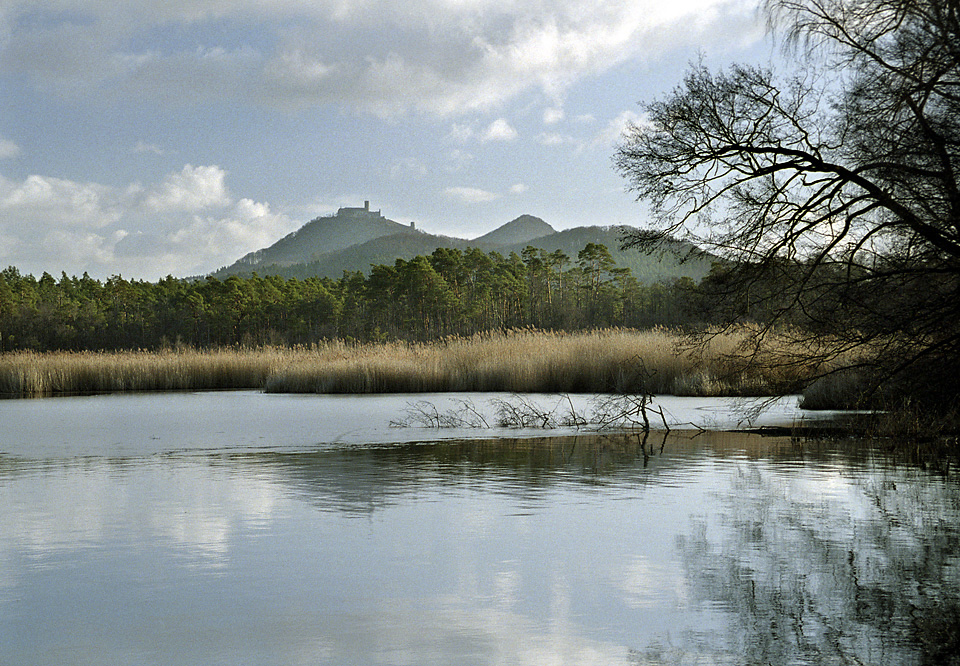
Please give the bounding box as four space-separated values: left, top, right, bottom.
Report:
338 200 382 217
336 201 415 230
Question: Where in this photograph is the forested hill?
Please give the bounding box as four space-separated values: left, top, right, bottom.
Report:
211 208 554 279
471 214 556 246
494 226 715 284
228 204 416 269
211 207 715 284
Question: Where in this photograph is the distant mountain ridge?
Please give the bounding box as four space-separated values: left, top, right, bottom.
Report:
212 204 716 284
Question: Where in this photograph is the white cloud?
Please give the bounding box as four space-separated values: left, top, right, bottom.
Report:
536 132 573 147
444 186 499 204
594 110 647 148
264 49 337 90
0 139 21 159
0 0 762 117
449 118 518 144
161 198 298 271
509 183 528 194
390 157 428 179
39 228 124 273
543 107 564 124
133 141 166 155
145 164 231 212
0 174 123 228
483 118 518 142
0 166 299 279
448 123 476 143
0 170 129 274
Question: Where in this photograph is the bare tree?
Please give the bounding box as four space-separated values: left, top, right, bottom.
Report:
615 0 960 409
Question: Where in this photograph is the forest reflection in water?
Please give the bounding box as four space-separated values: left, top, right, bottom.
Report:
235 432 960 664
1 410 958 665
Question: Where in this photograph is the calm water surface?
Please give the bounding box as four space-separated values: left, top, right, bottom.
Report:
1 392 957 665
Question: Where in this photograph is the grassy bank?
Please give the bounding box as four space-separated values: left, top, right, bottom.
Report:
0 327 823 399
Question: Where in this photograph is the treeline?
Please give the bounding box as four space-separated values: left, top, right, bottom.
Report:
0 244 708 352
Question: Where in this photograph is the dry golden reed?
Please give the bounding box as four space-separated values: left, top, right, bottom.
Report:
0 327 823 398
0 348 284 397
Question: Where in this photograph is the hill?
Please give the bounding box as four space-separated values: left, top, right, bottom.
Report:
496 226 716 284
212 205 717 284
472 214 555 246
228 202 416 269
262 232 477 281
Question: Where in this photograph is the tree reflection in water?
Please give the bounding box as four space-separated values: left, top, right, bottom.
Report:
237 432 960 664
675 453 960 665
3 425 959 665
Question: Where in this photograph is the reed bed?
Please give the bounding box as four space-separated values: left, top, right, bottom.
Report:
0 327 825 399
0 348 288 397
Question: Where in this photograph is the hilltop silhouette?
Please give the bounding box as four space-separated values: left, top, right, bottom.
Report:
211 203 715 283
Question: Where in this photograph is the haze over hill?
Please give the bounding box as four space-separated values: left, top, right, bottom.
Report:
212 203 716 284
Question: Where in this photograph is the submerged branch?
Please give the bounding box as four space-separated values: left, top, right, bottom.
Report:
391 392 666 432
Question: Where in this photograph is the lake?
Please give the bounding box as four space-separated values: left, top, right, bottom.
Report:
1 391 958 665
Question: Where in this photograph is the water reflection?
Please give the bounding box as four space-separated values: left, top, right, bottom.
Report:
675 448 960 665
234 433 677 514
0 427 958 665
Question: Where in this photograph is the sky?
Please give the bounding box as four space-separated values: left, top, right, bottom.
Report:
0 0 774 280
